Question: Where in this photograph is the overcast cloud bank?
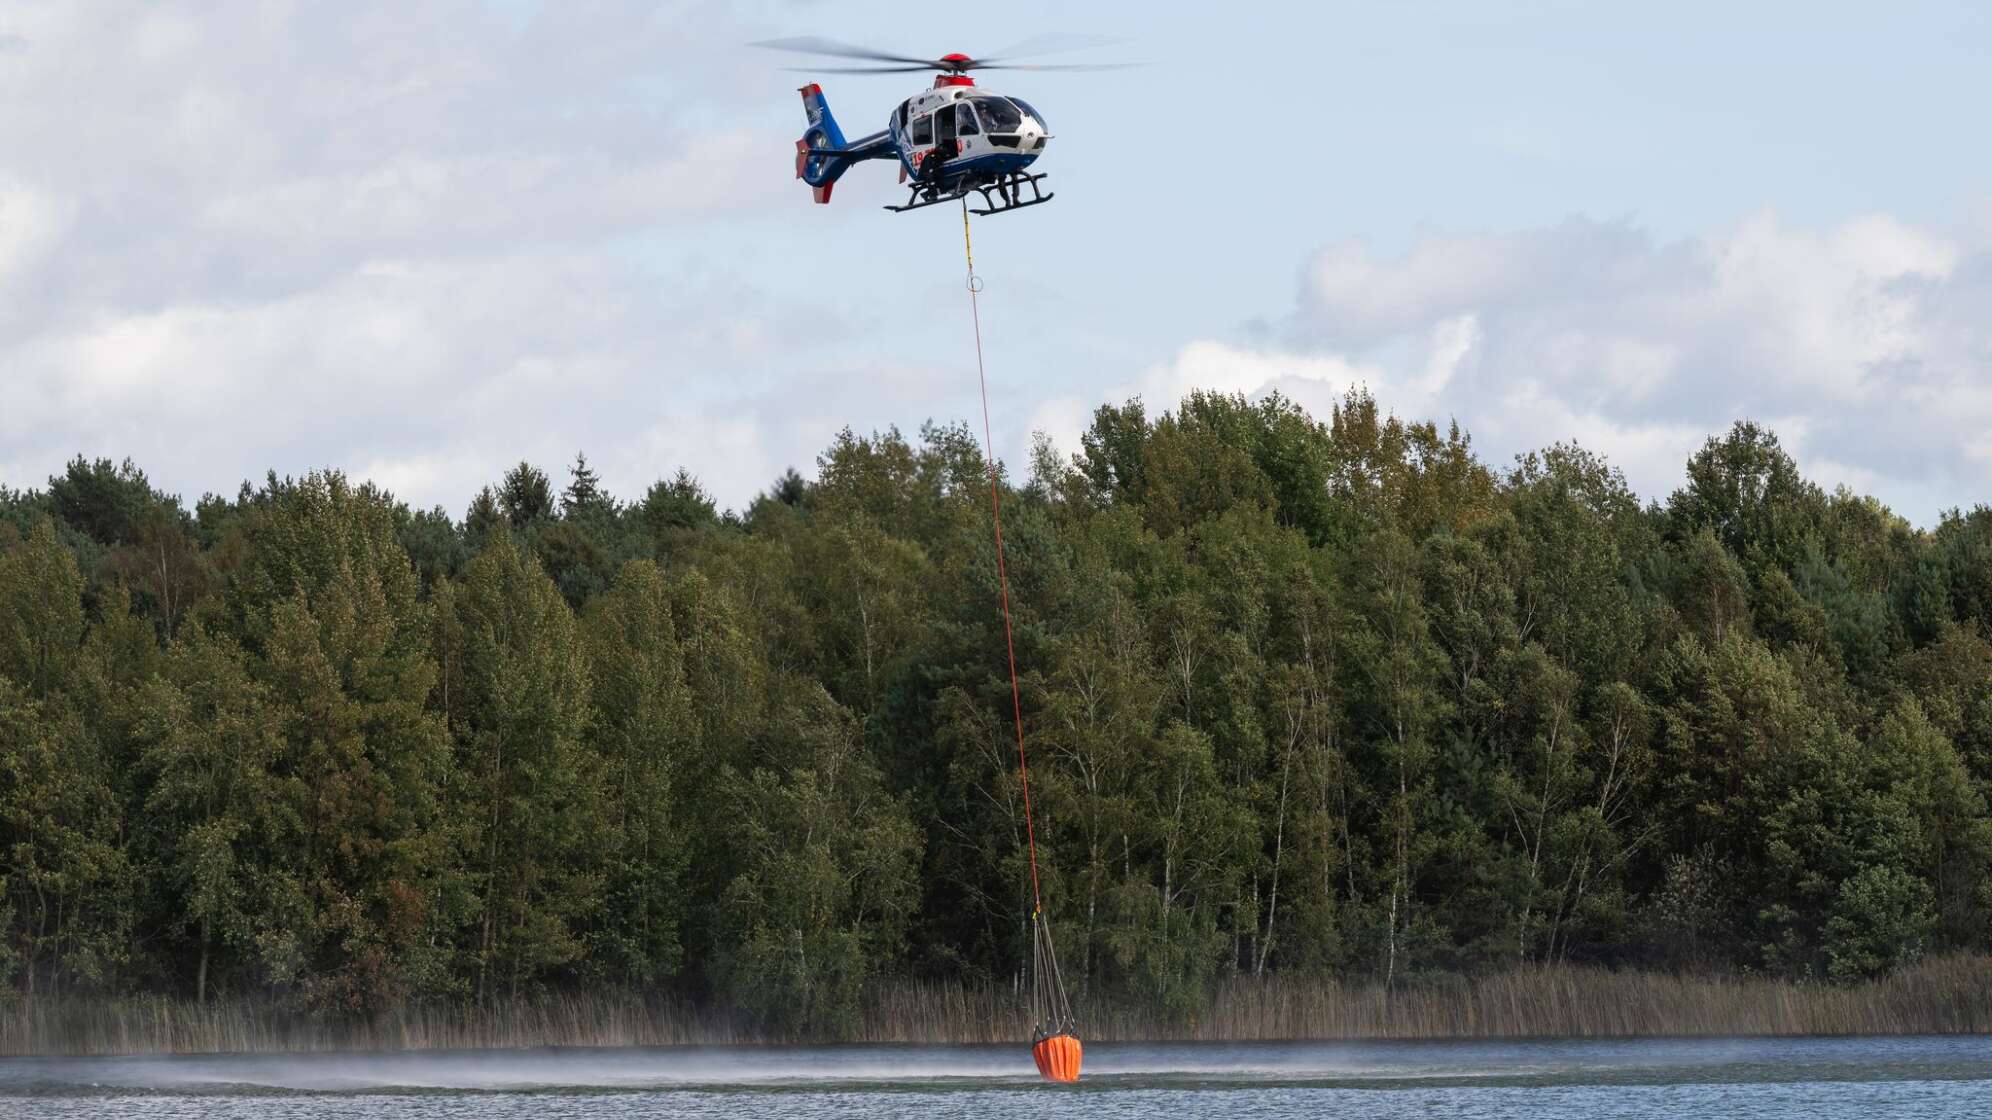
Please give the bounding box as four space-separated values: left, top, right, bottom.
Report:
1037 213 1992 526
4 4 1989 527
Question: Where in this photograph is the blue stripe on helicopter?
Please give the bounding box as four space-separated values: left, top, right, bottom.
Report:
920 152 1039 178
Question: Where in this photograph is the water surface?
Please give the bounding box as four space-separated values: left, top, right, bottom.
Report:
3 1035 1988 1117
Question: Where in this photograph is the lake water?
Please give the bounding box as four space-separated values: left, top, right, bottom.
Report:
3 1035 1989 1118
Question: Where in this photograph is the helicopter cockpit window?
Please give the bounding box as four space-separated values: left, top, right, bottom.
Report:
955 102 980 135
910 111 934 146
974 97 1025 133
1007 98 1046 130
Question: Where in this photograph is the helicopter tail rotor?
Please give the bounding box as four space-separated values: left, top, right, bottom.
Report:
790 83 898 204
795 84 850 203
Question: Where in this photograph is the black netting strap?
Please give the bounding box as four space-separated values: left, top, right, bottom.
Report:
1029 909 1076 1040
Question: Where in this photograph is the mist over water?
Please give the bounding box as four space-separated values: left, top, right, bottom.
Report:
4 1037 1991 1118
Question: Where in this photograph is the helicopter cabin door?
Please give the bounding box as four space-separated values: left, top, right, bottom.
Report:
933 103 958 163
953 102 980 160
909 107 935 173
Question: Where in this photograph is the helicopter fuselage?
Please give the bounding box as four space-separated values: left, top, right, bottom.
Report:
886 75 1051 188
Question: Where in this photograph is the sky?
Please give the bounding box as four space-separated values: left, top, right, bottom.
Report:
3 0 1991 524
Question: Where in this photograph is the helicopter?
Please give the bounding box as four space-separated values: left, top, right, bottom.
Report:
754 37 1128 216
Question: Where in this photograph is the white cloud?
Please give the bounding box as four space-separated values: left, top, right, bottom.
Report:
0 1 816 513
1123 212 1992 524
0 184 73 289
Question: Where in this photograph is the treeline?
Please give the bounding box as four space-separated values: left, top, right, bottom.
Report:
4 389 1992 1036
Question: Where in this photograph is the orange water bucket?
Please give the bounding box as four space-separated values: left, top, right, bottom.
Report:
1031 1031 1083 1082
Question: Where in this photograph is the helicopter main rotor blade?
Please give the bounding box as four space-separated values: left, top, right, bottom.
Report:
752 36 937 68
780 65 941 74
979 33 1131 65
968 62 1142 72
756 34 1138 75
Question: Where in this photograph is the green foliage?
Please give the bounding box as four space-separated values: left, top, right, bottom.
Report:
449 535 603 997
0 680 131 994
398 506 467 588
1667 421 1825 572
6 393 1992 1026
229 472 457 1010
641 469 719 537
561 453 608 519
133 625 282 1000
580 560 695 986
0 520 85 696
498 462 555 532
1825 864 1935 979
715 679 918 1035
48 456 163 547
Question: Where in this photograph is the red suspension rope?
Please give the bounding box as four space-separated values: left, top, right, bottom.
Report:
961 201 1043 912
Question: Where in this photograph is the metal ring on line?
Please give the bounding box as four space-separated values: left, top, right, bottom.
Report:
967 274 984 293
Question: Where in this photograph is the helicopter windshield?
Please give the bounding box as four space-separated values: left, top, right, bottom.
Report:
974 97 1028 133
1007 98 1046 130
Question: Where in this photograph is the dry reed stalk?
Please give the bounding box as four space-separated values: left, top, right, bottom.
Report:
6 954 1991 1056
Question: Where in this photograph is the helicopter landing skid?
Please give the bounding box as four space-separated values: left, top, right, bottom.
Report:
885 172 1053 216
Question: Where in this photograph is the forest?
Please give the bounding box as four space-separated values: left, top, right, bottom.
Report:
5 388 1992 1038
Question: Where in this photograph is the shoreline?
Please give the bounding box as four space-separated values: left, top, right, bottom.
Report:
6 954 1989 1057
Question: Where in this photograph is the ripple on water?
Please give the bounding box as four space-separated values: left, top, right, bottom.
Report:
3 1036 1991 1118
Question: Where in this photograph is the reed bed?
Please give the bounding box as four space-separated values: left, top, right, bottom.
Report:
8 954 1991 1056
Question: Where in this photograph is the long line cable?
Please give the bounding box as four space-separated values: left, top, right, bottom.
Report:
962 200 1075 1043
960 199 1043 913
